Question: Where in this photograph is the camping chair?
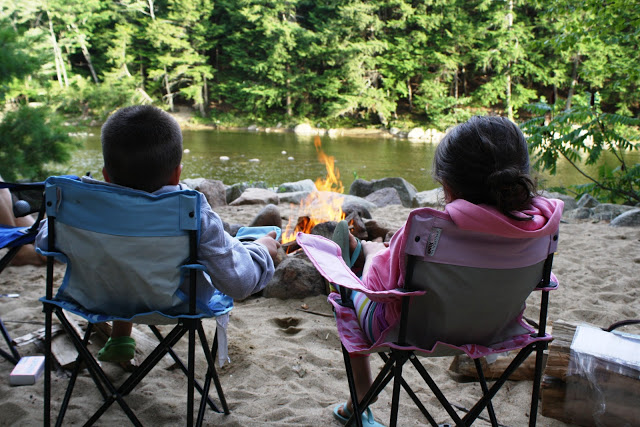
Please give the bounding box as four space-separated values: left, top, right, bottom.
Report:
0 180 46 364
297 206 559 427
39 176 233 426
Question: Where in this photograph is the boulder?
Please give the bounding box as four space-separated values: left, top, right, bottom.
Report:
262 256 326 299
592 203 636 221
293 123 316 136
349 177 417 208
542 191 578 211
364 187 403 207
277 179 317 193
229 188 279 206
577 194 599 209
277 191 313 205
413 188 444 208
248 204 282 228
226 181 268 204
610 208 640 227
197 179 227 208
407 127 425 140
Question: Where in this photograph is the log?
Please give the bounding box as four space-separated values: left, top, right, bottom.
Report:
541 320 640 426
542 319 576 380
51 315 87 369
449 350 545 381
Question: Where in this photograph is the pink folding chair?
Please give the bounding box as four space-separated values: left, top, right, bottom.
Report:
297 206 559 427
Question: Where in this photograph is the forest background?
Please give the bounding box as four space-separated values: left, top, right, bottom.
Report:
1 0 639 203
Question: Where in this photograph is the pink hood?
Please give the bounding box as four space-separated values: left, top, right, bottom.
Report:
363 196 564 294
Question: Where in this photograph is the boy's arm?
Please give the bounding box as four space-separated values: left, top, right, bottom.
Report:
198 206 275 300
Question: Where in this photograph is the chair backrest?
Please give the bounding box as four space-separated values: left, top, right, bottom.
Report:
393 208 558 351
43 176 203 319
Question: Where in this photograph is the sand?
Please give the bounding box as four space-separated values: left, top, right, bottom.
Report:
1 203 639 426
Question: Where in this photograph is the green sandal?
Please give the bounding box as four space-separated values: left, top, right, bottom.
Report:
97 336 136 363
332 220 362 268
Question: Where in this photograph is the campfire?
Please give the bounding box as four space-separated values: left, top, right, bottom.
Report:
281 136 347 248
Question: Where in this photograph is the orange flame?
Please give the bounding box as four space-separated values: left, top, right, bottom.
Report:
282 136 345 245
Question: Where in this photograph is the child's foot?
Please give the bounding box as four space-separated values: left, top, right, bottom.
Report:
97 336 136 363
9 244 46 266
333 402 384 427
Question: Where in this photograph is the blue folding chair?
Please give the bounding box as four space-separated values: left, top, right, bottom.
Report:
0 180 46 364
39 176 233 426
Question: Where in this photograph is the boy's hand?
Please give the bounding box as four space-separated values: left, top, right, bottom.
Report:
256 231 281 261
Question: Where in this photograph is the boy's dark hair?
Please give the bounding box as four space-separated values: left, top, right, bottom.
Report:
101 105 183 193
432 115 537 216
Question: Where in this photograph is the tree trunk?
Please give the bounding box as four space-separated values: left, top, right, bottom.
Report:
164 66 174 112
566 56 579 110
47 13 68 88
73 26 99 84
506 0 514 121
407 78 413 111
286 65 292 117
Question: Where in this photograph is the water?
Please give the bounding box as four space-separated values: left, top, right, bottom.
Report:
69 129 638 193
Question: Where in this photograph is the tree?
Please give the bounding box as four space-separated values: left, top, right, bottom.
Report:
522 94 640 204
0 23 78 181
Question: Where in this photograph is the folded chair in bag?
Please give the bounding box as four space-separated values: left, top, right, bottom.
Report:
39 176 233 426
297 206 559 427
0 180 45 364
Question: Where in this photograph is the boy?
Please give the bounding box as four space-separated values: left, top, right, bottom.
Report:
38 105 280 362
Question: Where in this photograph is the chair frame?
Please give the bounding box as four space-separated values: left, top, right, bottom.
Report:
337 252 556 427
0 181 46 365
41 184 229 427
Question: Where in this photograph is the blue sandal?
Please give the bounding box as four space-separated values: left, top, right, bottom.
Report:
333 402 385 427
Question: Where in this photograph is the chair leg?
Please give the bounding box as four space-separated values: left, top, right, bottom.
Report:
150 324 226 416
410 355 465 426
187 320 196 427
341 344 364 427
529 342 546 427
389 351 405 427
197 324 229 414
0 317 20 364
474 359 498 427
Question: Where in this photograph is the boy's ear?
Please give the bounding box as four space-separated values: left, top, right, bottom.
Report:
168 164 182 185
102 167 111 183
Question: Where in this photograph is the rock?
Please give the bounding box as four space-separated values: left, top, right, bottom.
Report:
194 179 227 208
364 219 398 242
262 256 326 299
592 203 637 221
610 208 640 227
413 188 444 208
277 191 313 205
248 204 282 228
577 194 599 209
542 191 578 211
342 200 373 220
364 187 403 207
293 123 316 136
309 221 338 240
349 177 417 208
181 178 205 190
567 207 593 220
407 127 425 140
340 194 377 212
226 181 268 204
277 179 317 193
229 188 279 206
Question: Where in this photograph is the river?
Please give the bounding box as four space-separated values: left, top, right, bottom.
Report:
68 129 638 193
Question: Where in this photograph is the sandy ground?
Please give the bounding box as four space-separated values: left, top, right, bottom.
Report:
1 203 639 426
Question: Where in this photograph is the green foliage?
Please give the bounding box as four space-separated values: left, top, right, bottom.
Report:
522 94 640 204
0 106 80 181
